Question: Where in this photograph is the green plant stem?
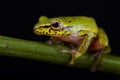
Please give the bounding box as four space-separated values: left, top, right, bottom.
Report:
0 36 120 75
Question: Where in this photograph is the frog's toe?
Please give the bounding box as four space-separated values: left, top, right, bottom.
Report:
89 52 99 60
46 40 53 44
61 49 76 54
61 49 70 53
68 61 75 66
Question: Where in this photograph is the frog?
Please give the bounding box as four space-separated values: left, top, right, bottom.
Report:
33 16 111 71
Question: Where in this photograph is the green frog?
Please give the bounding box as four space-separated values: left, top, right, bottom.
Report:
33 16 111 71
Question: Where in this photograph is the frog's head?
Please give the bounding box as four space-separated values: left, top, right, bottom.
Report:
33 16 74 37
33 16 98 37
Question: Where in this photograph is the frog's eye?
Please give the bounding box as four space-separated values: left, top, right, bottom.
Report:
51 21 62 30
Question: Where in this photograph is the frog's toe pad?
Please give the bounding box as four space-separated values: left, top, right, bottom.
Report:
61 49 76 54
67 61 75 66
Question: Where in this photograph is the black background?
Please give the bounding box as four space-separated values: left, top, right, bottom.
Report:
0 0 120 79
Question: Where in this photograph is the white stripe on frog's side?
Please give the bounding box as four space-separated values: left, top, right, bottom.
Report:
62 26 74 32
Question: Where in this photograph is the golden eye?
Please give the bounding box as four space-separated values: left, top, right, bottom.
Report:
51 21 62 30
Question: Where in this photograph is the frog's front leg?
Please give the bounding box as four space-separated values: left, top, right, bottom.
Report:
69 33 95 65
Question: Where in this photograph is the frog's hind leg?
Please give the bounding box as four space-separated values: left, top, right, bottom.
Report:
89 28 111 72
90 46 111 72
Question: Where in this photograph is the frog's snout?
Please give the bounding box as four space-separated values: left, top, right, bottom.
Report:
33 26 40 31
33 26 41 35
33 25 51 35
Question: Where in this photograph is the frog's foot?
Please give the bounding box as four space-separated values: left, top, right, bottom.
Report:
90 50 105 72
89 52 99 60
46 40 53 44
61 49 77 66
